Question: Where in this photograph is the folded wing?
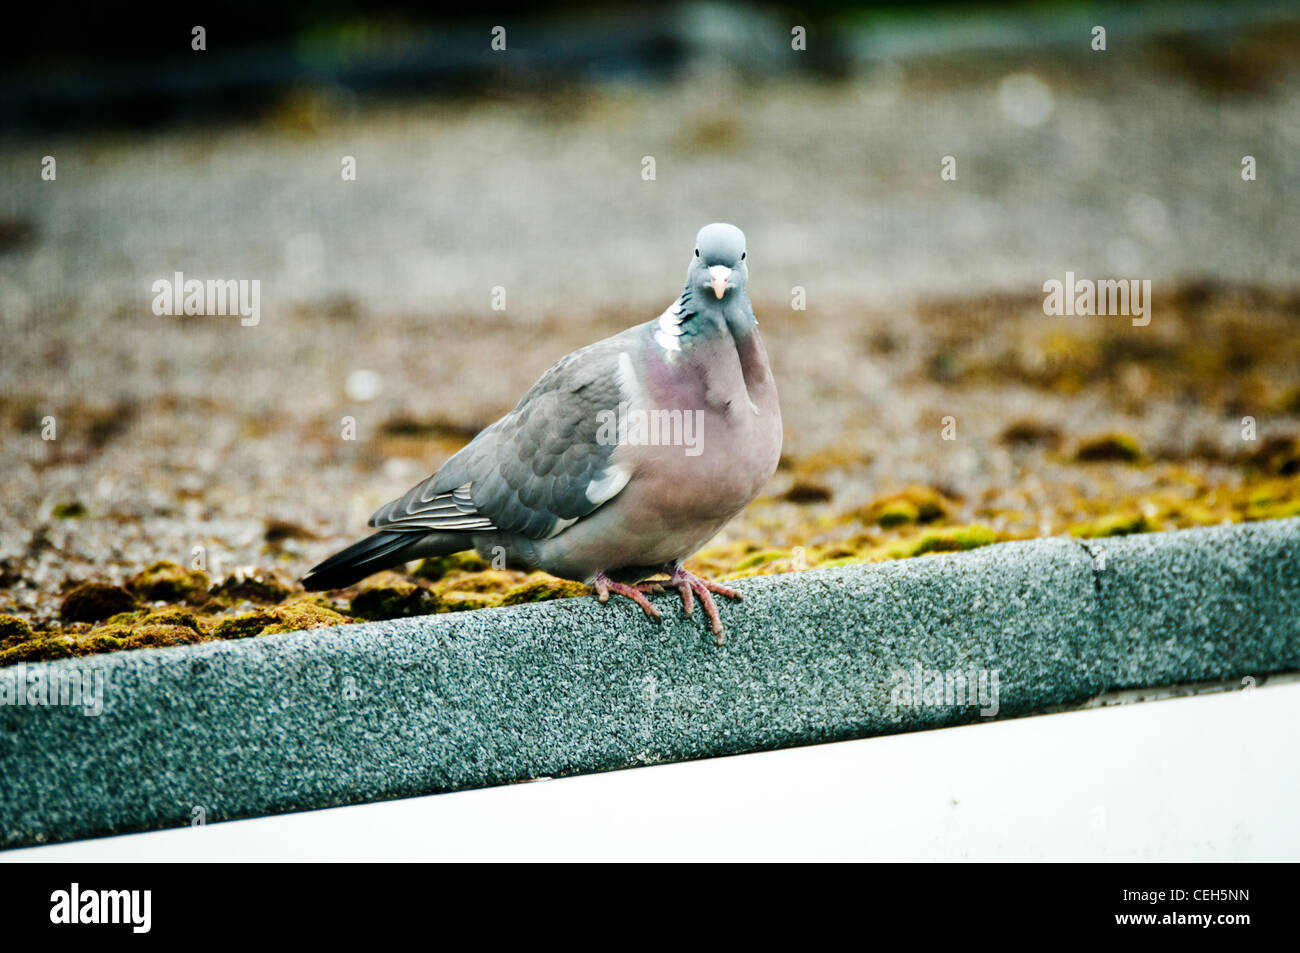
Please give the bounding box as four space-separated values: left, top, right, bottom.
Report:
369 337 634 540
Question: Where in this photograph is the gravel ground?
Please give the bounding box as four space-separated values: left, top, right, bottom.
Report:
2 25 1299 652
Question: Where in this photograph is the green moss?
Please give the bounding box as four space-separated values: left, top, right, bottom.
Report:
204 603 351 639
123 625 206 649
128 561 211 604
1075 433 1143 463
814 555 869 569
1173 504 1222 527
430 570 521 594
0 636 81 666
211 611 273 640
0 614 33 648
501 575 590 605
143 607 202 630
210 568 293 605
897 524 998 557
60 582 137 623
90 606 204 641
735 549 787 571
258 601 349 635
51 501 87 518
437 590 503 612
1070 513 1153 538
875 500 920 527
349 572 437 620
414 551 489 581
859 486 950 527
102 610 146 627
208 601 350 639
84 633 127 654
82 624 129 640
1243 494 1300 521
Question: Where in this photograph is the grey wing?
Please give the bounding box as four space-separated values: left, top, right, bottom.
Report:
369 336 634 539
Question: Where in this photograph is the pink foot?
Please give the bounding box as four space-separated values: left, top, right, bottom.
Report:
592 572 662 621
669 567 742 645
593 569 741 644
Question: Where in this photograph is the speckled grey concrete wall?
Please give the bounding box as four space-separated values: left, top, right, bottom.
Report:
2 518 1297 849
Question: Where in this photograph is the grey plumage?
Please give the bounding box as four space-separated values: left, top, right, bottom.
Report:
304 223 782 641
371 342 627 540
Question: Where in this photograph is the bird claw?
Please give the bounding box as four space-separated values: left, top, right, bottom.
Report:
593 573 661 620
594 569 740 644
671 569 741 645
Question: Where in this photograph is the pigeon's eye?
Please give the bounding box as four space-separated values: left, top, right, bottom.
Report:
695 249 700 258
740 251 746 261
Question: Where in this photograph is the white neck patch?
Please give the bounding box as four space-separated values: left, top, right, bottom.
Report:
653 300 685 352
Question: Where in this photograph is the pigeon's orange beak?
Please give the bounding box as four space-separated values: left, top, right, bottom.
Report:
708 265 732 299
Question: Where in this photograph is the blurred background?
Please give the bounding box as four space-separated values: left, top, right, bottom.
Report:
2 1 1299 638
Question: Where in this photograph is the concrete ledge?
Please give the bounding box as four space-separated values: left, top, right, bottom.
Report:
2 518 1298 849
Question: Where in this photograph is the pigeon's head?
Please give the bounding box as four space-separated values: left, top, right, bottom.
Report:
688 223 747 302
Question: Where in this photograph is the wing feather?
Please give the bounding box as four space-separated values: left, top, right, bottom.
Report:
369 329 641 539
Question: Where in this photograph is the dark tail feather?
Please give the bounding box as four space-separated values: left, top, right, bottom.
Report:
301 530 426 591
